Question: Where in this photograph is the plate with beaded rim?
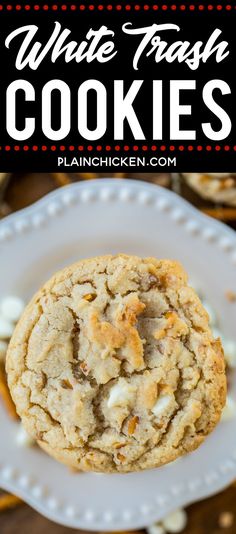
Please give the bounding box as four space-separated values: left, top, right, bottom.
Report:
0 179 236 530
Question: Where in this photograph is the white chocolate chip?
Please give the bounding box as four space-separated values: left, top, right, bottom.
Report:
163 508 187 533
0 316 14 339
16 424 35 447
221 396 236 421
0 339 8 362
107 380 136 408
152 393 176 418
0 296 25 323
147 523 166 534
223 340 236 368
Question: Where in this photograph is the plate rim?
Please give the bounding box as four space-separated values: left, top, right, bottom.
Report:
1 178 236 241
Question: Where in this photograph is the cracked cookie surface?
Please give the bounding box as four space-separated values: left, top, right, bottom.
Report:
6 255 226 472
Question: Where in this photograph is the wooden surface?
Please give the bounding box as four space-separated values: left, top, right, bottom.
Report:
0 486 235 534
0 173 236 534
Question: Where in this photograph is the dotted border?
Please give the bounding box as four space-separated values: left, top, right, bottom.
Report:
0 4 235 10
0 144 235 152
1 3 234 152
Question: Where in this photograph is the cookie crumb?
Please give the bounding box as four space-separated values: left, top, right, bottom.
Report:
218 512 234 529
225 291 236 303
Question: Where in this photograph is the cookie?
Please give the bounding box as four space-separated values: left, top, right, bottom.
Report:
6 255 226 473
182 173 236 206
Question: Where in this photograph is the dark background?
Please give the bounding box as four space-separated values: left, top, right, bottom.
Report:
0 0 235 170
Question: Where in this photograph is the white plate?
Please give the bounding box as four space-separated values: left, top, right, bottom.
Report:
0 179 236 531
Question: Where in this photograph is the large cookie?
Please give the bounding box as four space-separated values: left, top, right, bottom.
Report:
6 255 226 472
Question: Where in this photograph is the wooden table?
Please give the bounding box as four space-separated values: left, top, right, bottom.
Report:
0 485 235 534
0 174 235 534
